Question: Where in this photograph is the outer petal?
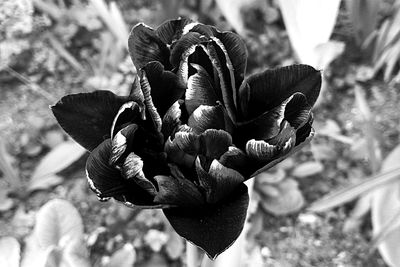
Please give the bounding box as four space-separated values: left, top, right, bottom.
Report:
250 125 315 177
142 62 186 117
128 23 171 70
155 18 193 44
238 64 321 119
163 183 249 259
51 91 129 152
86 139 158 207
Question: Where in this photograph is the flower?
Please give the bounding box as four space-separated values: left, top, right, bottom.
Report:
51 18 321 259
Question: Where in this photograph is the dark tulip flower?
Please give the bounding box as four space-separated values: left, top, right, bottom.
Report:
52 18 321 259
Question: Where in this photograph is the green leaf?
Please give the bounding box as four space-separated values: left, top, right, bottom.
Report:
371 144 400 267
309 167 400 213
28 141 86 192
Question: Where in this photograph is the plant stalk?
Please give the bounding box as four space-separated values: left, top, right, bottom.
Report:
186 241 201 267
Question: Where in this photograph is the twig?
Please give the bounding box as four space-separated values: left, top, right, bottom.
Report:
4 66 57 103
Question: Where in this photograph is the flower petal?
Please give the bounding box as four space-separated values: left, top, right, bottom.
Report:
128 23 171 70
219 146 251 177
122 152 157 195
154 165 205 206
185 64 218 115
238 64 321 119
142 62 186 117
234 95 293 146
128 76 146 119
203 42 237 122
187 104 226 134
251 125 315 177
163 183 249 259
139 71 162 131
51 91 129 152
162 100 182 138
110 101 141 139
190 23 215 37
86 139 157 207
170 32 208 68
284 93 312 129
212 30 247 89
165 137 197 168
165 131 200 167
155 18 193 44
110 124 138 165
196 157 244 204
200 129 232 160
295 113 314 145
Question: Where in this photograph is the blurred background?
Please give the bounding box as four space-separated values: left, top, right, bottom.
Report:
1 0 400 266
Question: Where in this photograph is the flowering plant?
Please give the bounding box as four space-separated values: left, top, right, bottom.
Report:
52 18 321 259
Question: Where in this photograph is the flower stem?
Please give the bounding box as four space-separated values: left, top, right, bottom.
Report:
186 241 201 267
